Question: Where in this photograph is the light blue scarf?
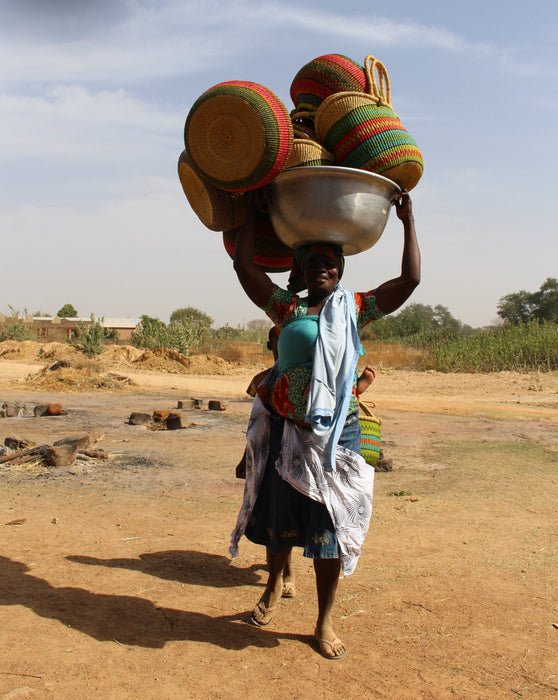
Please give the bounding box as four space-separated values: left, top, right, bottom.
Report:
305 284 360 471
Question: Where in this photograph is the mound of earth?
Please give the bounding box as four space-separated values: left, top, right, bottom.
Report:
132 347 242 375
22 364 137 392
100 344 144 365
0 340 42 359
39 341 83 362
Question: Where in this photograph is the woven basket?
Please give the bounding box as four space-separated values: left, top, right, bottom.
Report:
283 136 334 169
177 151 249 231
223 206 294 272
315 55 423 191
359 400 382 467
184 81 293 193
290 54 366 112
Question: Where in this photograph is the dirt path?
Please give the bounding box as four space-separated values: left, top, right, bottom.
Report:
0 356 557 699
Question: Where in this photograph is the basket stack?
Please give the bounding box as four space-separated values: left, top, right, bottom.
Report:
177 51 423 268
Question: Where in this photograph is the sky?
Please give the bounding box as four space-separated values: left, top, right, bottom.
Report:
1 0 557 329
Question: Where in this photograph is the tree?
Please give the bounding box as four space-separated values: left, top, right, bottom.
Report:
57 303 78 318
532 277 558 322
433 304 462 333
497 278 558 324
169 307 213 327
71 315 105 356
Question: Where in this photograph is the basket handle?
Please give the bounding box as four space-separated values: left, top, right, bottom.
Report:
364 55 392 107
359 399 376 416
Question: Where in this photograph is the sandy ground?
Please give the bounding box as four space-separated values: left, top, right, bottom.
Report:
0 347 557 699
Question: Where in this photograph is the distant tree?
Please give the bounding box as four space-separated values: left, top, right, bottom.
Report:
497 278 558 324
532 277 558 322
247 319 272 333
433 304 462 333
57 303 78 318
32 310 51 317
169 307 213 327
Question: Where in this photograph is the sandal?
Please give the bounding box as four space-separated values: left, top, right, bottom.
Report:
282 582 296 599
250 601 277 627
316 636 347 660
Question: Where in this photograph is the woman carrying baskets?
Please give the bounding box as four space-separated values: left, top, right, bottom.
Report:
230 191 420 659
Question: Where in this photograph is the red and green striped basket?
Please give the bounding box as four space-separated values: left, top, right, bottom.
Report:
185 81 293 193
290 54 367 112
223 206 294 272
315 55 423 191
359 401 382 467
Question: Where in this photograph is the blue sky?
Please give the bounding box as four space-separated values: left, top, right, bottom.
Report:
1 0 556 328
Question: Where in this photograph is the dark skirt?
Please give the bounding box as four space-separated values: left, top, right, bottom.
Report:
244 411 361 558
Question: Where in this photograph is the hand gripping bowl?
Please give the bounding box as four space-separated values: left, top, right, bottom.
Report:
266 166 402 255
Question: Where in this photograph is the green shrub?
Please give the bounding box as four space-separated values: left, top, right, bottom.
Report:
71 315 105 357
0 307 31 342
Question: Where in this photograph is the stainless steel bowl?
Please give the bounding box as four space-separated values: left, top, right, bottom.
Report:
266 166 402 255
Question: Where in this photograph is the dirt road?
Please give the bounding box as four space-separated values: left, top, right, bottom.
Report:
0 353 557 699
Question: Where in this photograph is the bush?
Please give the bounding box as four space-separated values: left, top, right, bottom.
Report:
0 307 31 342
71 315 105 357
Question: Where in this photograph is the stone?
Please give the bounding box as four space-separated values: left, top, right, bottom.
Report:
208 400 227 411
46 403 65 416
34 404 50 417
43 443 78 467
152 409 171 423
166 411 189 430
4 404 22 418
4 436 35 450
53 433 91 450
177 399 202 410
128 412 152 426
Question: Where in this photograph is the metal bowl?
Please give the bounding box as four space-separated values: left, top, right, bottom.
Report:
266 166 402 255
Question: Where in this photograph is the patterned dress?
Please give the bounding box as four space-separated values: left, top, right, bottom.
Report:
229 284 385 575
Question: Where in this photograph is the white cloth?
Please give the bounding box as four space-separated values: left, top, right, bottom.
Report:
305 284 360 471
229 396 375 576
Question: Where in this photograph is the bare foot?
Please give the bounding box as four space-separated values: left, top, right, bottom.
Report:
356 365 375 396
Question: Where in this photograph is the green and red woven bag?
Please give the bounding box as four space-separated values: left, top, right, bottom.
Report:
315 55 423 191
223 206 294 272
290 54 367 113
359 400 382 467
184 81 293 193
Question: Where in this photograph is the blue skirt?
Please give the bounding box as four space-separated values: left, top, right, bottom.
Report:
244 411 361 558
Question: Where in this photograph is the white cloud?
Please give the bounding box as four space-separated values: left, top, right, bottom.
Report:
0 86 180 161
0 0 525 89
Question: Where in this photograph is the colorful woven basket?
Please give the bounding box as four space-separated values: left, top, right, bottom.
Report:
359 400 382 467
177 151 249 232
223 206 294 272
290 54 367 112
184 81 293 193
315 55 423 191
283 136 334 169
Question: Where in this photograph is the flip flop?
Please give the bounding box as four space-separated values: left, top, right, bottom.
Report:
316 637 347 660
282 582 296 599
250 601 277 627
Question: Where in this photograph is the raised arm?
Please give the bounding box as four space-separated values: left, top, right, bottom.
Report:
233 194 275 308
374 192 421 315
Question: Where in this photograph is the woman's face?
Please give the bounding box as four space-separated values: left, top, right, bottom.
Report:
304 253 340 297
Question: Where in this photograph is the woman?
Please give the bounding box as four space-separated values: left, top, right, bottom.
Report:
230 191 420 659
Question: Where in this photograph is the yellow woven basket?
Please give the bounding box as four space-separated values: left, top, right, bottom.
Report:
283 136 334 169
315 55 423 191
177 151 250 232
